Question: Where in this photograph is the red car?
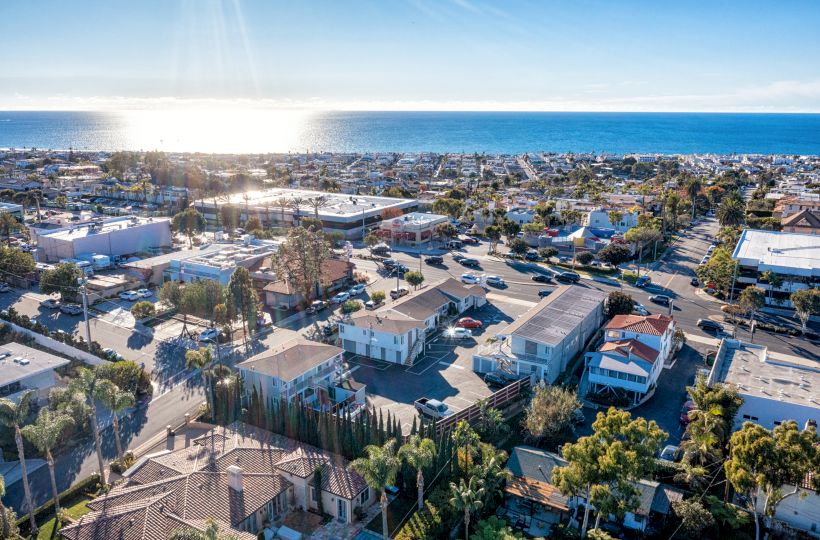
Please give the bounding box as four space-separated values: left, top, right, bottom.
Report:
456 317 483 329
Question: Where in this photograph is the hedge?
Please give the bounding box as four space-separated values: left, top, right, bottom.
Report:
16 473 101 536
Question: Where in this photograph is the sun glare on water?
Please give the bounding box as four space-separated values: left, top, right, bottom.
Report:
118 108 316 154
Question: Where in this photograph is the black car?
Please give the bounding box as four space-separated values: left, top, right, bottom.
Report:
524 251 540 261
483 371 519 388
649 294 672 306
697 319 723 332
531 274 553 283
556 271 581 283
460 258 480 267
690 277 699 286
382 258 398 268
538 289 553 297
452 253 466 262
425 255 444 265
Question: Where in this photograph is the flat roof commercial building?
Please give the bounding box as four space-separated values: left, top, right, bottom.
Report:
0 342 70 403
33 216 172 263
376 212 448 246
165 239 280 285
732 229 820 308
193 188 417 239
708 338 818 430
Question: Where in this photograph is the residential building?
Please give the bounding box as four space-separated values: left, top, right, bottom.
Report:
473 285 606 383
773 195 820 218
259 257 354 310
32 216 172 263
505 208 536 225
237 340 365 416
192 188 417 239
339 278 486 365
731 229 820 308
603 314 676 363
755 477 819 538
60 423 374 540
584 207 639 233
0 342 70 403
0 201 24 220
781 209 820 235
375 212 448 246
707 338 819 430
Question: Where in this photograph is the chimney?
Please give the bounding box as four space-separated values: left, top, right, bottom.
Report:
227 465 244 492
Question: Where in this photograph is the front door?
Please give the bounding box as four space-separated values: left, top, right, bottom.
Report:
337 498 348 522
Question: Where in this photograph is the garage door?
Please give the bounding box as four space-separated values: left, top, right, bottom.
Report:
343 339 356 352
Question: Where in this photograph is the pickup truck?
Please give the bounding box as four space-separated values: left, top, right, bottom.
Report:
414 398 453 419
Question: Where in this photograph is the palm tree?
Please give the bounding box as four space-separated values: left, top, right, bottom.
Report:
0 390 37 533
0 212 18 246
684 177 702 220
169 517 237 540
288 197 306 227
398 435 437 511
71 368 116 485
474 452 510 509
450 476 485 540
761 270 783 306
306 195 329 220
351 440 401 540
21 408 73 515
717 198 746 227
0 474 10 538
99 386 135 460
186 347 216 416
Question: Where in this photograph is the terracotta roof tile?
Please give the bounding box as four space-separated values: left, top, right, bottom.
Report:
599 339 660 364
606 314 673 336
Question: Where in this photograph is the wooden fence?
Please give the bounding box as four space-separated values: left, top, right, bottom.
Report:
433 375 533 435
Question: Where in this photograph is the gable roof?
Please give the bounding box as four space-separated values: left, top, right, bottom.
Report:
781 208 820 228
607 314 673 336
388 287 450 320
433 277 486 300
599 339 660 364
345 311 426 335
504 446 569 511
236 339 342 382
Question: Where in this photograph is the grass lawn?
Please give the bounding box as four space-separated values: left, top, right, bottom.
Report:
35 496 93 540
365 495 417 538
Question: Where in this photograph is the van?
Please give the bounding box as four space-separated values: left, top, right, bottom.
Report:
446 240 463 249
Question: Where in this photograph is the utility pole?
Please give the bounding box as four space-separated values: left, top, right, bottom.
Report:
728 262 739 305
79 280 91 345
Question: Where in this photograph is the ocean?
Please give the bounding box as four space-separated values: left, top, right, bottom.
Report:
1 110 819 155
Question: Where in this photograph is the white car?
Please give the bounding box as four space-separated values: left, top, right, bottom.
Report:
0 283 9 293
348 284 366 296
447 327 473 339
461 273 480 284
330 292 350 304
485 275 506 287
119 291 140 301
136 288 153 298
198 328 219 342
59 303 83 315
632 303 649 316
102 348 124 361
40 298 61 309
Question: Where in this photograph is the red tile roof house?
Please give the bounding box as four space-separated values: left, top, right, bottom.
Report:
60 423 373 540
256 257 354 310
583 314 675 406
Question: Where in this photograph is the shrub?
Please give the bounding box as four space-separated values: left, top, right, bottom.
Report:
16 473 100 535
576 251 594 266
130 300 155 319
110 451 136 474
371 290 386 303
97 360 153 398
606 291 634 317
341 300 363 314
394 502 443 540
621 270 639 283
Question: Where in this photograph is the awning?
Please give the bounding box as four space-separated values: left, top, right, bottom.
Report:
504 477 569 512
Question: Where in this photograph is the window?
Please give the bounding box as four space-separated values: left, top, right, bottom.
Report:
524 340 538 355
742 414 759 421
311 487 318 502
360 487 370 505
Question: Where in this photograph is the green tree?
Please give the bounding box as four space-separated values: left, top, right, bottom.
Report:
228 267 258 350
684 177 703 220
725 421 819 540
0 390 37 533
671 499 715 539
71 368 117 485
553 407 666 536
760 270 783 306
716 225 742 249
435 222 458 244
404 270 425 290
21 408 73 515
538 247 559 261
172 208 206 248
186 347 217 416
664 191 681 229
508 237 528 255
130 300 156 319
432 198 465 219
450 476 485 540
738 286 766 325
100 386 135 460
220 205 241 231
695 247 737 297
624 227 661 277
576 251 594 266
485 225 501 253
273 226 330 306
0 474 19 539
524 382 580 447
605 291 634 317
399 435 437 511
475 400 508 443
790 288 820 332
500 219 521 243
341 299 363 314
364 233 380 247
39 262 83 302
0 213 19 246
371 290 386 304
351 441 402 540
469 516 523 540
607 210 623 229
597 243 631 267
452 421 480 476
717 198 746 227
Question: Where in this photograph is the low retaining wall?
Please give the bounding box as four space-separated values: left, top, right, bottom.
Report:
2 321 107 366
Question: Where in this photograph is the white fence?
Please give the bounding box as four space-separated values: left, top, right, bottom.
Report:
2 321 107 367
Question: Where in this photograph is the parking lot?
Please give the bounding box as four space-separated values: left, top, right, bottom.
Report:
345 299 532 431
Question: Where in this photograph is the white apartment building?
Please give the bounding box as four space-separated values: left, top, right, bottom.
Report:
585 208 639 233
473 286 606 383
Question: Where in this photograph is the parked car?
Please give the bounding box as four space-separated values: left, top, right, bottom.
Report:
382 258 398 268
632 303 649 316
60 303 83 315
198 328 219 342
119 291 140 301
659 445 681 462
649 294 672 306
425 255 444 265
690 277 699 287
524 251 540 261
462 236 480 245
485 275 506 287
348 284 366 296
40 298 60 309
459 258 480 267
365 299 384 310
306 300 327 314
414 398 453 419
697 319 723 332
102 348 124 361
635 276 652 288
0 283 9 293
461 273 480 284
556 271 581 283
136 288 152 298
390 287 409 300
452 253 466 262
456 317 483 329
538 289 553 298
330 292 350 304
531 274 553 283
447 327 473 339
483 371 518 388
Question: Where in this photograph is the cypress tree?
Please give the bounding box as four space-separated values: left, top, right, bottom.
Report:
410 416 417 436
377 409 385 445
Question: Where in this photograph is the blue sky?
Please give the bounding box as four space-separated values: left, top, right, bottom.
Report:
2 0 820 111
